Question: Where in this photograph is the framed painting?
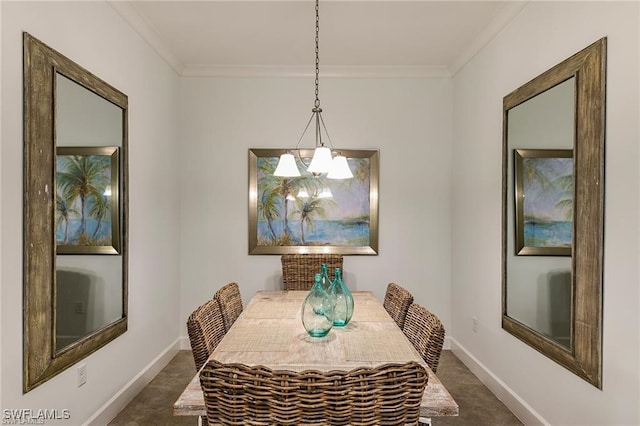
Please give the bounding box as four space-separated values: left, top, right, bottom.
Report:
514 149 573 255
55 146 121 254
249 148 379 255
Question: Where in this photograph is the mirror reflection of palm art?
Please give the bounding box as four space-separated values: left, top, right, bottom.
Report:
249 149 379 255
514 149 573 255
56 147 120 254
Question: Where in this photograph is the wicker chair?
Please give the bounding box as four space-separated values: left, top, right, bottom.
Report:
383 282 414 329
214 282 243 331
281 253 343 290
403 303 446 374
186 299 227 371
200 360 428 425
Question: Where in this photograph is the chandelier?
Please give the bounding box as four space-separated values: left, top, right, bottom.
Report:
273 0 353 179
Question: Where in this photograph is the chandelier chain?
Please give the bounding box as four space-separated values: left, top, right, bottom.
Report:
314 0 320 108
274 0 352 178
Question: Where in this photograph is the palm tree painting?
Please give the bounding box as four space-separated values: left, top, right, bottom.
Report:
514 149 573 255
249 149 379 255
55 147 120 254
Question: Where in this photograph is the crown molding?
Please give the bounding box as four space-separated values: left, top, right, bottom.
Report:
181 64 450 78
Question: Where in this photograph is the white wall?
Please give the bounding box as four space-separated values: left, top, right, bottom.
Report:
451 2 639 425
178 76 454 340
1 2 181 424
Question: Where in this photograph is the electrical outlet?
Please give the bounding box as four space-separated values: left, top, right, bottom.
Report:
77 364 87 387
75 301 84 314
472 316 479 333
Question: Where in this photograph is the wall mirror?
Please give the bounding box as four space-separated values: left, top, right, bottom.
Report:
502 38 606 388
23 33 128 392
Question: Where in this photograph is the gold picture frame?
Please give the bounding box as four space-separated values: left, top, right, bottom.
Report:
514 149 573 256
56 146 121 254
249 148 379 255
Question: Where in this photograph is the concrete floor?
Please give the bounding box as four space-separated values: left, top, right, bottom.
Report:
109 350 522 425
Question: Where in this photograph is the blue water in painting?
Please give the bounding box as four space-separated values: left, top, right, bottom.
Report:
524 220 572 247
259 220 369 246
56 219 112 243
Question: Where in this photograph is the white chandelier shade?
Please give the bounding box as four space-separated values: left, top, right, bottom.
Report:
273 153 301 177
327 155 354 179
307 146 333 174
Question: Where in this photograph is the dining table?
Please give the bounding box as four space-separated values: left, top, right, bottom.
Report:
174 290 459 421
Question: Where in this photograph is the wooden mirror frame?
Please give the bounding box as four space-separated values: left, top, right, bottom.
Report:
501 38 606 388
23 33 129 392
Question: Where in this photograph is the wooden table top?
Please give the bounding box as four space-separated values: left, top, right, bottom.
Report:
174 290 458 418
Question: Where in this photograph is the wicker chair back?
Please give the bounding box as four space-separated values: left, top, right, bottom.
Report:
383 282 414 329
200 360 428 425
281 253 343 291
403 303 446 374
214 282 243 331
186 299 226 371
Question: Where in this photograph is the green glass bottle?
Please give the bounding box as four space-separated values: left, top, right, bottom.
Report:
302 273 334 337
329 268 354 327
320 263 332 293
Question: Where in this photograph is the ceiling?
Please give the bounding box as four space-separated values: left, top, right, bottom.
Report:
111 1 527 77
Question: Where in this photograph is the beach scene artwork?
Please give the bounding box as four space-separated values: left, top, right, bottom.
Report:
520 155 573 249
55 147 119 253
255 154 371 248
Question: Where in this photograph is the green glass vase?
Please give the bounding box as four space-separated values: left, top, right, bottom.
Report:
329 268 353 327
302 273 334 337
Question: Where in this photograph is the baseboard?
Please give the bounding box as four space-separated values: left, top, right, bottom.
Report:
443 335 452 350
448 337 549 426
84 338 182 426
179 335 191 350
